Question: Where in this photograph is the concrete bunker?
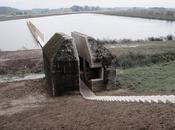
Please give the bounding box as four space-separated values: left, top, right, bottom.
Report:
72 32 113 91
42 31 114 96
43 33 79 96
26 21 115 93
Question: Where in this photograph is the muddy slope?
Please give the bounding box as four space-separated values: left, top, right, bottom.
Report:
0 79 175 130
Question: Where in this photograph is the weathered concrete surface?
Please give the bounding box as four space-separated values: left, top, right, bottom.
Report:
27 21 45 47
72 32 113 68
72 32 113 91
80 79 175 104
43 33 79 96
71 32 93 67
105 67 117 90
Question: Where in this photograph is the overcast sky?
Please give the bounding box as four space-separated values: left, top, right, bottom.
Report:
0 0 175 9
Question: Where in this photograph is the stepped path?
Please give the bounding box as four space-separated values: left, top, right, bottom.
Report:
80 79 175 104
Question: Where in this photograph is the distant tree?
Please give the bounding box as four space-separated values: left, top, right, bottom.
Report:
71 5 83 12
16 11 23 15
71 5 100 12
148 11 154 16
167 35 173 40
148 37 163 41
84 5 90 11
167 11 174 16
23 11 28 15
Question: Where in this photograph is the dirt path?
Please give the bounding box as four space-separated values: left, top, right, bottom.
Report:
0 79 175 130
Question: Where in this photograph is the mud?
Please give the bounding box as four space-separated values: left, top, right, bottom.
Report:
0 79 175 130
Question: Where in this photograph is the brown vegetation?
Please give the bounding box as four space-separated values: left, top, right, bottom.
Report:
0 49 43 74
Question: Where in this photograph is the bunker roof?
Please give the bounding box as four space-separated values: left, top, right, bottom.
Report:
43 33 78 62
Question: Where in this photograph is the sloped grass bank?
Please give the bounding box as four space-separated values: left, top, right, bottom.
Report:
114 51 175 69
116 61 175 92
109 41 175 68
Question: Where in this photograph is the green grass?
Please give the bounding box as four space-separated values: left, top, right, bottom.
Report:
106 40 175 92
109 41 175 68
97 8 175 21
116 61 175 92
109 41 175 57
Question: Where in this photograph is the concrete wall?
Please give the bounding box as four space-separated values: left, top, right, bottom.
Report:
27 21 44 47
72 32 107 91
43 33 79 96
27 21 116 96
71 32 93 67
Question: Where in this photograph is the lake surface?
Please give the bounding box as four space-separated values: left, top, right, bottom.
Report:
0 13 175 51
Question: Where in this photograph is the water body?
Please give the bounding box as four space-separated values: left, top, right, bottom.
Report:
0 13 175 51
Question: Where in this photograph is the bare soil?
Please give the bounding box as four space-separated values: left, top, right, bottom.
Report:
0 79 175 130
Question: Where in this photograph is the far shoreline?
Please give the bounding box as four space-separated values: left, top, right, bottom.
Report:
1 11 175 22
0 11 94 22
99 13 175 22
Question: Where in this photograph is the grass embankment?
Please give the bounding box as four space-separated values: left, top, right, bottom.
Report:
97 8 175 21
109 41 175 68
108 40 175 92
116 61 175 92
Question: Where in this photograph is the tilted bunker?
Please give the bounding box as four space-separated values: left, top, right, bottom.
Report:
43 33 79 96
43 32 114 96
27 21 175 104
72 32 114 91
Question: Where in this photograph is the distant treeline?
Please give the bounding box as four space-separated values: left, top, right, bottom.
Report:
1 6 175 22
0 5 102 16
97 7 175 21
97 35 175 44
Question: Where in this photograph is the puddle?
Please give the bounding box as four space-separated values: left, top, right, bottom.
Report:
0 59 10 62
0 73 45 83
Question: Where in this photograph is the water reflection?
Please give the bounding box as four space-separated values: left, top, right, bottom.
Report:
0 13 175 51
